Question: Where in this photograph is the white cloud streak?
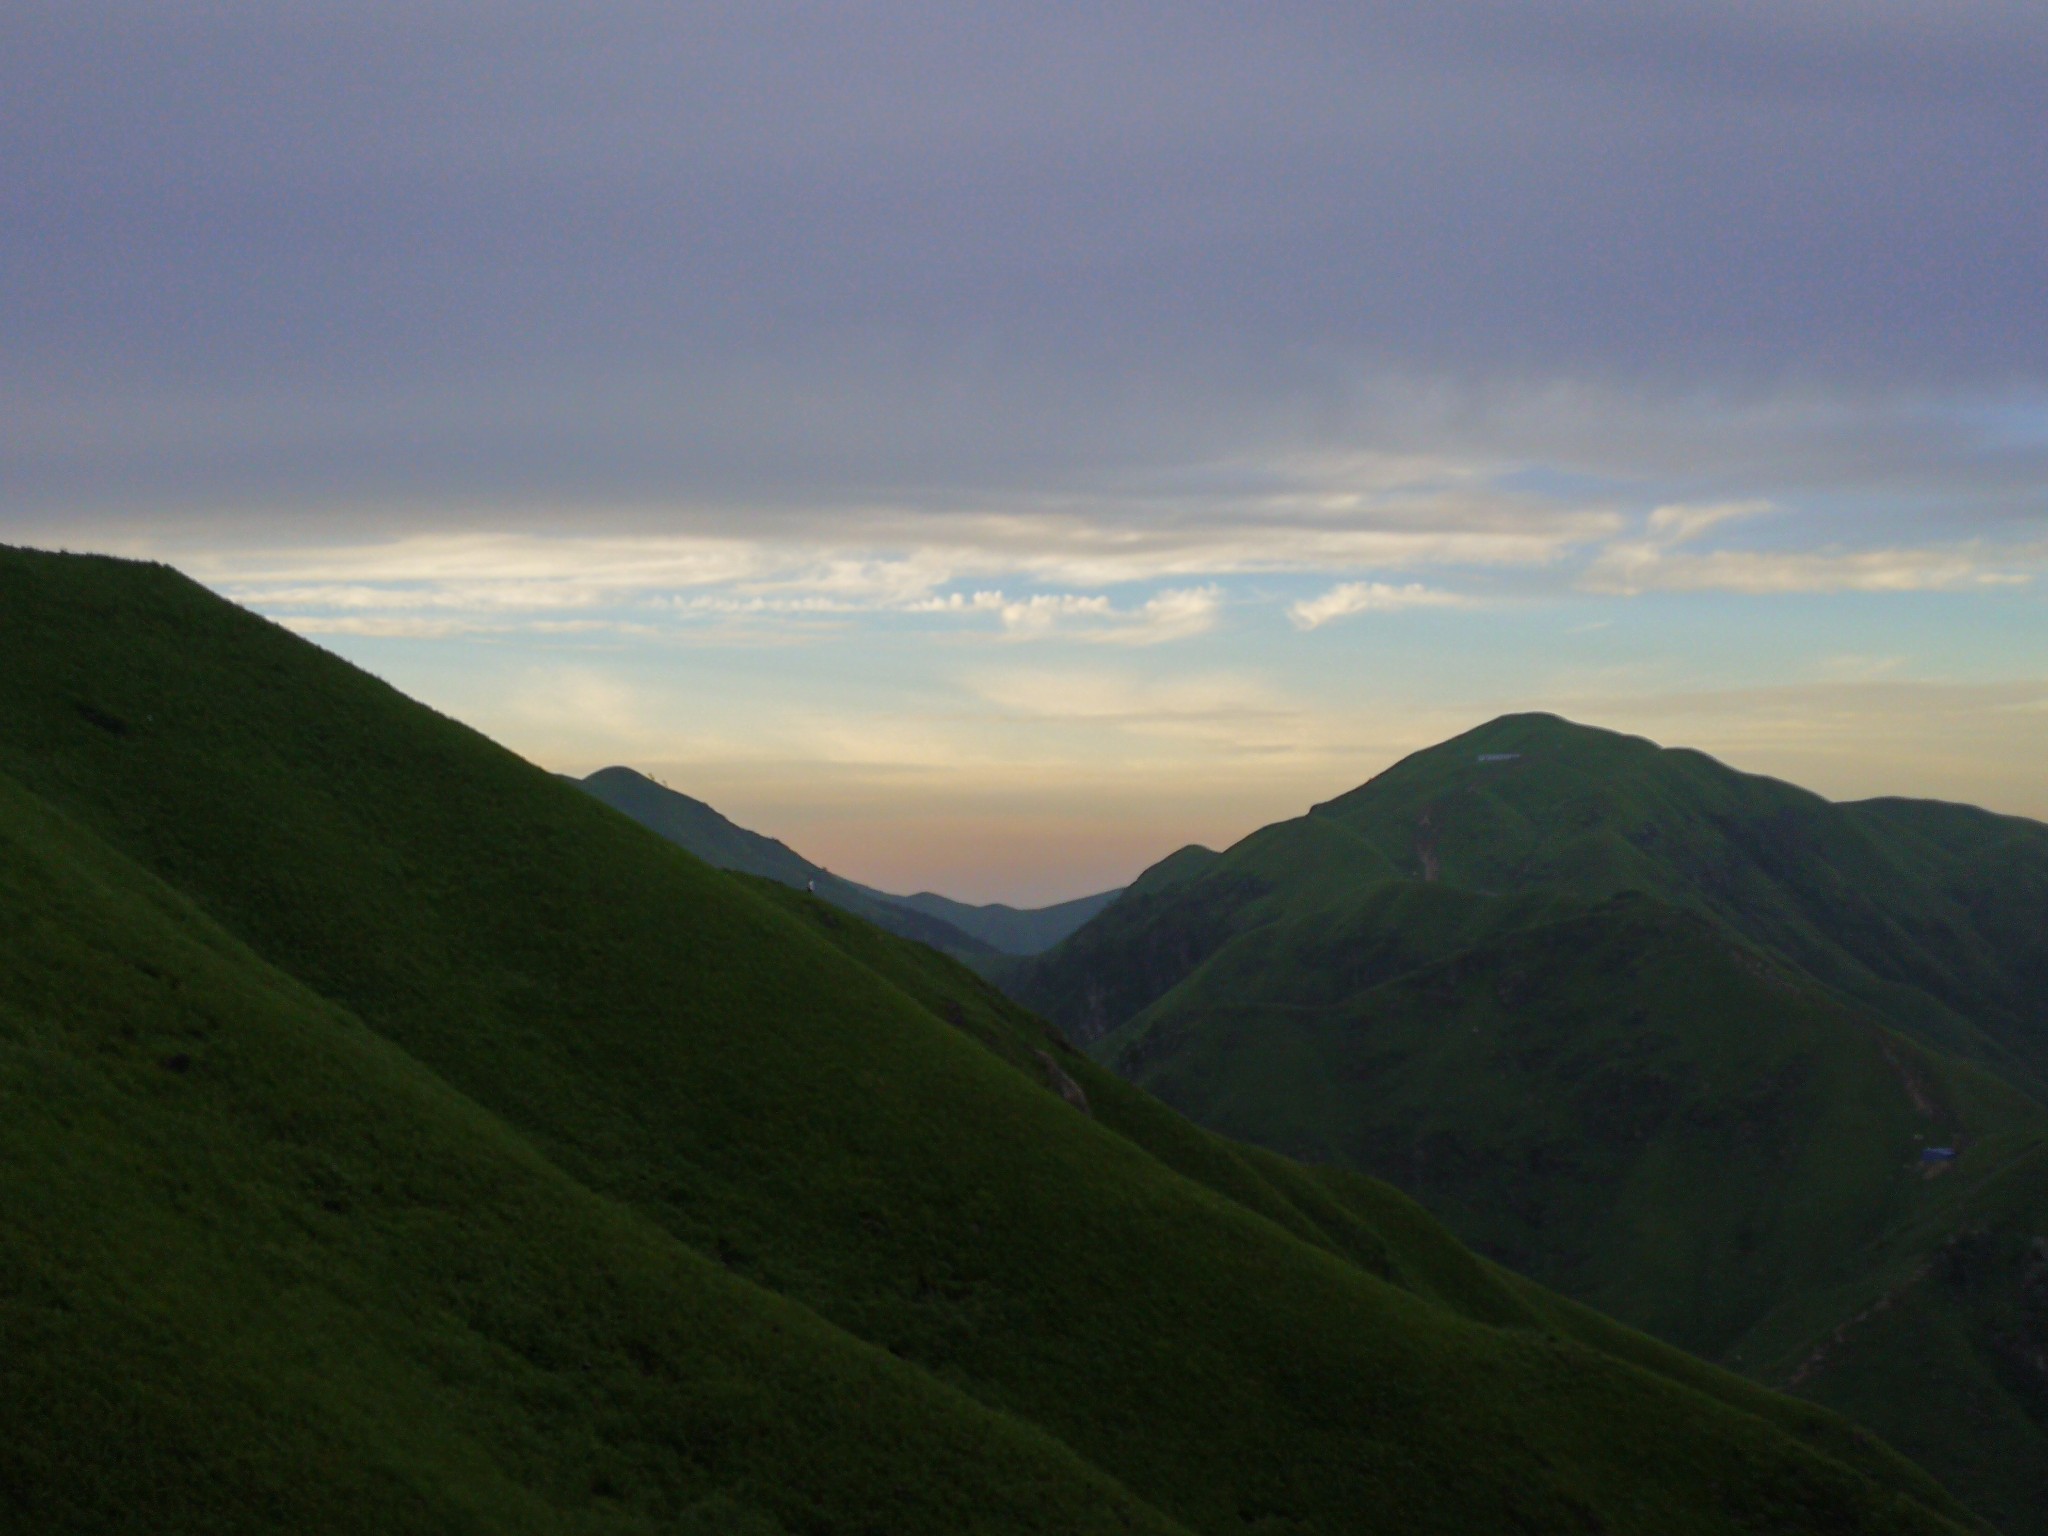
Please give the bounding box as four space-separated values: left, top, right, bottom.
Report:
1644 500 1774 543
1289 582 1471 629
201 528 1239 646
1580 500 2042 595
119 487 2046 650
1584 543 2037 596
914 586 1223 644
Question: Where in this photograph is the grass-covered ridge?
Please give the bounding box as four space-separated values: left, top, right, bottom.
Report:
0 546 1987 1534
0 770 1177 1535
1318 714 2048 1091
1013 712 2048 1533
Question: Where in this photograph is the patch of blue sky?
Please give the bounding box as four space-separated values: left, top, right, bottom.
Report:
1490 463 1640 503
1945 389 2048 450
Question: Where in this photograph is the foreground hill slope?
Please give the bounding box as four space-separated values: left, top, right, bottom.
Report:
0 771 1179 1536
0 545 1983 1534
1012 715 2048 1532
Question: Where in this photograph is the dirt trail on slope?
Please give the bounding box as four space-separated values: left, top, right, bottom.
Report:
1876 1034 1939 1119
1786 1265 1931 1389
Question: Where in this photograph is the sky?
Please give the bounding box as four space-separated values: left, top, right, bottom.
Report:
5 2 2046 903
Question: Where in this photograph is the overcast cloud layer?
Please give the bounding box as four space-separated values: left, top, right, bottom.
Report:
6 4 2045 898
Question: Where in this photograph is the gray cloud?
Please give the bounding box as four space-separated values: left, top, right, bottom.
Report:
5 3 2046 543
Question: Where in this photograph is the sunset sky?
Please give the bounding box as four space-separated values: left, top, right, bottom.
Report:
7 4 2045 903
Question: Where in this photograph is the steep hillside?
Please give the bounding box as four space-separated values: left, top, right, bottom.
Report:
1311 714 2048 1090
575 765 1118 956
0 544 1983 1535
0 771 1179 1536
1012 714 2048 1533
1026 715 2048 1087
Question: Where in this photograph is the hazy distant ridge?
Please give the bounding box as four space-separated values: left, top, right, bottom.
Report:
575 765 1120 956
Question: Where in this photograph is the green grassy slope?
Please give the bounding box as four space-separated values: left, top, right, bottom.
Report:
1785 1145 2048 1532
1313 714 2048 1091
755 858 2028 1512
0 543 1986 1534
1102 894 2045 1342
1023 716 2048 1089
0 771 1185 1536
1011 715 2048 1532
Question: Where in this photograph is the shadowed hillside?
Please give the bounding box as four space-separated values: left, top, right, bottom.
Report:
0 546 1986 1535
1311 715 2048 1090
1011 713 2048 1533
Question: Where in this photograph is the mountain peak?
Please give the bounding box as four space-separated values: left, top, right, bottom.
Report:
582 764 715 810
1309 713 1662 819
1456 711 1649 754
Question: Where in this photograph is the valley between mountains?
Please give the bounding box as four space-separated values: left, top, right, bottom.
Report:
2 543 2042 1535
544 715 2048 1530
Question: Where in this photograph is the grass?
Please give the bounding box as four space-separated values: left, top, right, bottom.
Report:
1015 711 2048 1533
1318 714 2048 1092
0 772 1175 1535
0 545 1992 1534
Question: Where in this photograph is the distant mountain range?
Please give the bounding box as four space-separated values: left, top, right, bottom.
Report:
572 765 1120 958
1009 712 2048 1533
8 546 1981 1532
